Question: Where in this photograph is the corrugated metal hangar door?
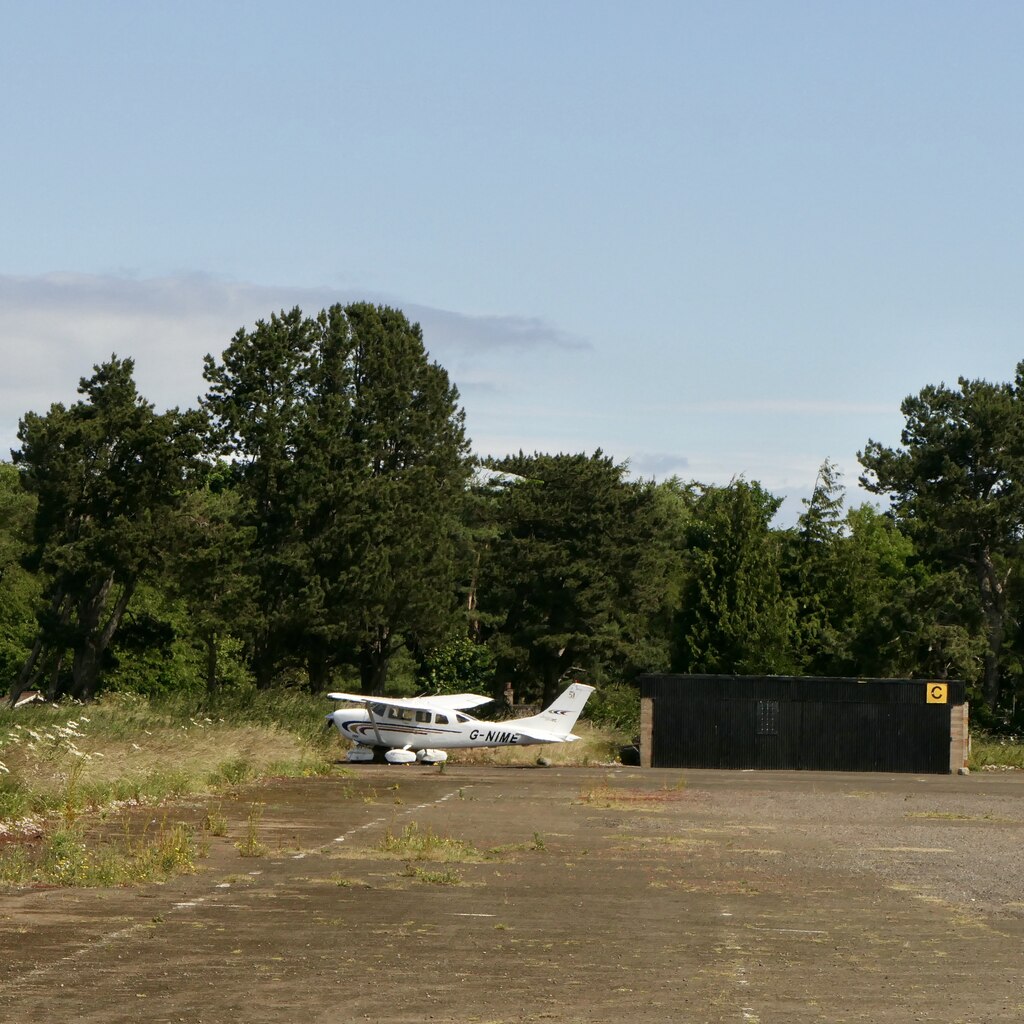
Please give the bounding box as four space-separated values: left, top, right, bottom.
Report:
639 675 968 774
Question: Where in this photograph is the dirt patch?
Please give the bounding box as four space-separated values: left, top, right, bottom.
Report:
1 766 1022 1022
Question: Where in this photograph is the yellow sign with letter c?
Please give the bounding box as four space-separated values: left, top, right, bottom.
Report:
926 682 948 704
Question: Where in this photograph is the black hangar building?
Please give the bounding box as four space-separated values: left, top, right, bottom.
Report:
638 674 969 775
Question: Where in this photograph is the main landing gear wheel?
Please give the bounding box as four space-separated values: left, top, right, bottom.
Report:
416 749 448 764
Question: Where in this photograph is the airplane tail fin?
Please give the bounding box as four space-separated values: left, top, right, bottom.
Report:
517 683 596 737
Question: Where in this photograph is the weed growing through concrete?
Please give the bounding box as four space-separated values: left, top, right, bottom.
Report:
202 808 228 836
401 863 461 885
235 803 267 858
377 822 479 862
578 776 688 810
906 811 1008 822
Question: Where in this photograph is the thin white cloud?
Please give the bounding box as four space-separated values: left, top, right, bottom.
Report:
668 398 895 416
626 452 691 478
0 272 587 456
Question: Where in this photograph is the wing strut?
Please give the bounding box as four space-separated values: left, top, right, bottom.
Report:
329 693 388 749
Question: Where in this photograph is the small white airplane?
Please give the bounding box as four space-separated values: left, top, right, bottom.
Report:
325 683 595 764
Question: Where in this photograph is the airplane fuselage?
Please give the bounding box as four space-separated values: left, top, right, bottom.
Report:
328 705 537 751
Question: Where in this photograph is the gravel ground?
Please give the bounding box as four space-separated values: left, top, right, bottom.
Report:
658 768 1024 918
0 765 1022 1023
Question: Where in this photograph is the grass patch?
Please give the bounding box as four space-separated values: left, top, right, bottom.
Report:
401 864 461 885
207 758 256 787
905 811 1009 822
332 875 368 888
0 817 199 887
578 776 687 809
485 832 550 858
377 822 480 862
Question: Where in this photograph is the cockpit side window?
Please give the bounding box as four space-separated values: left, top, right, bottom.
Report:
387 707 414 722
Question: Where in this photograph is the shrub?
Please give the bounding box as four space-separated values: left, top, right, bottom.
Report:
587 682 641 735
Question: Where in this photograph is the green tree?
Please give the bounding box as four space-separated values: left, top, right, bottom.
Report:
417 633 496 696
169 476 257 694
0 462 40 689
202 307 319 688
478 451 681 705
10 357 205 701
859 370 1024 712
324 303 471 694
786 459 848 673
672 479 797 674
831 505 983 681
203 303 471 695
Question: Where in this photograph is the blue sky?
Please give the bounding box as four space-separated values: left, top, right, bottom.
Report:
3 1 1023 522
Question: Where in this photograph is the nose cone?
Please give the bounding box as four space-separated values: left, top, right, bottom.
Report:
325 711 337 730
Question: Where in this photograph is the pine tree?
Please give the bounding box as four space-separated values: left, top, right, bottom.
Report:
11 357 204 701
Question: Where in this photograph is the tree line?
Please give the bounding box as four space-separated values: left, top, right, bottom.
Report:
1 303 1021 730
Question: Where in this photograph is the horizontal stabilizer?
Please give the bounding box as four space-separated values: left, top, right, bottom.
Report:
513 725 580 744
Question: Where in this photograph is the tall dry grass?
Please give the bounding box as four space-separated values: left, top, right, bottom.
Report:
0 689 334 827
969 733 1024 771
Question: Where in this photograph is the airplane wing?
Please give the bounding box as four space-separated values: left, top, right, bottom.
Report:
326 692 492 712
419 693 493 711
